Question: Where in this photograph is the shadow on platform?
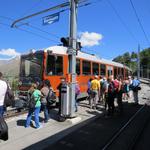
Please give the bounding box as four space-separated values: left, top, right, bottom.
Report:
23 102 144 150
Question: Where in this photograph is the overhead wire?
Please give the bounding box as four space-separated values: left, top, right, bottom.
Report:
15 27 58 43
0 15 60 41
82 0 149 55
0 21 58 44
20 0 47 18
106 0 139 44
0 1 92 44
129 0 150 46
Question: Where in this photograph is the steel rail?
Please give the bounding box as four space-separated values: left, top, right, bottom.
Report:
4 109 28 120
128 108 150 150
102 104 146 150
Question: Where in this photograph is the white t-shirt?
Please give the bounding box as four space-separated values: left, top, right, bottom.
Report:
0 80 7 106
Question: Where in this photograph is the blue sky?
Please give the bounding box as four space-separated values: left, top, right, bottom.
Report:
0 0 150 60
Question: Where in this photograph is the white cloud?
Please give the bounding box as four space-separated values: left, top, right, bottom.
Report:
0 48 20 57
78 32 103 47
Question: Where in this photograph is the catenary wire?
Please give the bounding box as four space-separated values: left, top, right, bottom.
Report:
0 15 60 40
0 22 58 43
106 0 140 44
129 0 150 46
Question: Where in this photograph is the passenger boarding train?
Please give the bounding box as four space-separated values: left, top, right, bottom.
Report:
19 46 131 98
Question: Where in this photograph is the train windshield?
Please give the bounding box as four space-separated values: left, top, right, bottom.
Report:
20 52 43 84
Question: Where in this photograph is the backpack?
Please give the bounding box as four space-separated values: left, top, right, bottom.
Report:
28 93 36 109
108 81 115 93
0 116 8 141
46 88 56 105
4 84 14 107
113 80 119 92
101 80 107 91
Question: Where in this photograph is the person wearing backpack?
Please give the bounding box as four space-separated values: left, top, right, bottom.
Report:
90 75 100 109
116 76 124 115
0 72 7 117
122 79 130 100
128 76 133 98
40 80 51 123
113 78 119 99
100 76 108 104
25 83 42 129
107 76 115 116
132 77 140 105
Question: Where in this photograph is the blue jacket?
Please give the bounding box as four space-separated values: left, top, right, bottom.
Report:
132 79 140 87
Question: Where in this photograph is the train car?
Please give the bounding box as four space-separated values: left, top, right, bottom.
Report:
18 45 132 100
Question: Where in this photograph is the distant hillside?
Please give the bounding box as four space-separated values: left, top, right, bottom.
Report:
0 57 20 77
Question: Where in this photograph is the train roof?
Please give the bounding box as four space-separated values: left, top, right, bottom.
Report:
44 46 130 69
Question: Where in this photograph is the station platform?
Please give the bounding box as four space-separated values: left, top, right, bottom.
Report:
0 83 150 150
0 101 104 150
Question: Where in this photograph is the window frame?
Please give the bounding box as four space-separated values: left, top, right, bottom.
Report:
82 60 91 75
46 54 64 76
100 64 106 76
92 62 99 75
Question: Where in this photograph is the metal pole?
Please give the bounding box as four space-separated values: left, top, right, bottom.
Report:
137 44 140 79
68 0 77 117
141 66 143 78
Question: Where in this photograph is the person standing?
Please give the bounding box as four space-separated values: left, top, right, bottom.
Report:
57 77 67 115
128 76 133 98
40 80 51 123
107 76 115 116
0 72 7 117
87 78 92 106
116 76 123 115
25 83 42 129
90 75 100 109
75 81 80 112
100 76 108 104
132 77 140 105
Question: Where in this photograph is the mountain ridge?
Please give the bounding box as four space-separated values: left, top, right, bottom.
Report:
0 56 20 77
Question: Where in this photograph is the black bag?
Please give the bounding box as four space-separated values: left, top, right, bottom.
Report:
4 84 14 107
132 86 141 92
47 89 56 105
0 116 8 141
28 94 36 109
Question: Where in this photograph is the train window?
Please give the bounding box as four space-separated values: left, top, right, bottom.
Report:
118 68 121 76
107 66 113 76
114 67 117 79
92 63 99 75
100 64 106 76
121 68 124 77
46 55 63 76
76 59 80 75
82 60 91 75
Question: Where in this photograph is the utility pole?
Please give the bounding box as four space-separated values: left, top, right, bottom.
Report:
137 44 140 79
68 0 78 117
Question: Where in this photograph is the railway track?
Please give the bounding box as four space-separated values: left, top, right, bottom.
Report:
4 108 27 120
102 104 150 150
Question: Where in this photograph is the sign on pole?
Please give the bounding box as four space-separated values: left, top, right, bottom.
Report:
131 58 137 62
43 13 59 25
